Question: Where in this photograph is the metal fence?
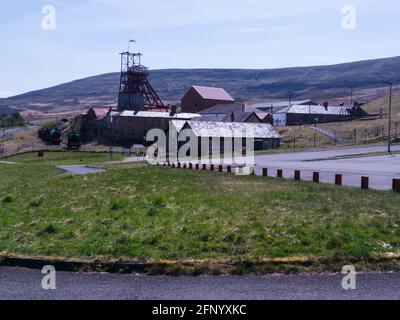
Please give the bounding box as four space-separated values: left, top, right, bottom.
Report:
285 122 400 150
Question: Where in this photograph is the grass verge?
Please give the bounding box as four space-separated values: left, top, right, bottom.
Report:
1 151 400 274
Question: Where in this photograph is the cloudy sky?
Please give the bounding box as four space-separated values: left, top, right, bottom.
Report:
1 0 399 97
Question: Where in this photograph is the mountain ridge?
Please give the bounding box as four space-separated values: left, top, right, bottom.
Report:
1 55 400 113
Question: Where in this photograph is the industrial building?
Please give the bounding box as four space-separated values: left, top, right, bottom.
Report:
181 86 235 113
170 120 281 152
248 101 368 126
104 110 200 143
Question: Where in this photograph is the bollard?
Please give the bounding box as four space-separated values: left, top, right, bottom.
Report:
172 163 176 168
202 164 207 170
294 170 301 181
195 164 199 170
313 172 320 183
393 179 400 193
227 166 232 173
218 165 223 172
262 168 268 177
167 162 171 167
189 163 193 170
178 163 181 168
210 164 215 171
335 174 342 186
361 177 369 190
183 164 187 169
277 169 283 178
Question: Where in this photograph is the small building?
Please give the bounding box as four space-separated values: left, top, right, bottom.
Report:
106 111 201 144
196 103 261 123
170 120 281 153
181 86 235 113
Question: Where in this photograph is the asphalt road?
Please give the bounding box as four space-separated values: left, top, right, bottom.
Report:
1 267 399 300
252 145 400 190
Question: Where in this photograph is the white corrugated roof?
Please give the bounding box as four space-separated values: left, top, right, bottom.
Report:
288 105 351 115
115 111 201 119
171 120 281 139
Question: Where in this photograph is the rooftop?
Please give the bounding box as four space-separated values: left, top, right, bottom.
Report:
171 120 281 139
115 111 201 119
191 86 235 102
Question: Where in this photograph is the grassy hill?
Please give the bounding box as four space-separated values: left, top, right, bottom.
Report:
1 55 400 114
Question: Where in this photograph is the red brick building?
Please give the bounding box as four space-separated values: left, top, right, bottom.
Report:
181 86 235 113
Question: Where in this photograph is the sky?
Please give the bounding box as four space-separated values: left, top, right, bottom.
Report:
0 0 400 97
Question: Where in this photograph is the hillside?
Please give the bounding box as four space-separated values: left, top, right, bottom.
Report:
1 55 400 114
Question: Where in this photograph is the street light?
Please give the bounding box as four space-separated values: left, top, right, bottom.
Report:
384 81 393 154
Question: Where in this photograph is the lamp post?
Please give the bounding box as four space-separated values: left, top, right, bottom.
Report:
384 81 393 154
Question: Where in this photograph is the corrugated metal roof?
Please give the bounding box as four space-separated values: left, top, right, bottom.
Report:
194 112 256 123
170 120 187 133
192 86 235 101
288 105 351 115
248 100 317 111
171 120 281 139
115 111 201 119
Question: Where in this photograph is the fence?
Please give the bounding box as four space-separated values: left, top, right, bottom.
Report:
285 122 400 150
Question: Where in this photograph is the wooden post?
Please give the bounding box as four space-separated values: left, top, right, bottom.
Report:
183 163 187 169
210 164 214 171
202 164 207 170
393 179 400 193
218 165 223 172
361 177 369 190
195 164 199 170
227 166 232 173
335 174 342 186
294 170 301 181
313 133 316 148
189 163 193 169
277 169 283 178
262 168 268 177
313 172 319 183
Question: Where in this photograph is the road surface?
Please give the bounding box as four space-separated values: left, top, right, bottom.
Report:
252 145 400 190
0 267 399 300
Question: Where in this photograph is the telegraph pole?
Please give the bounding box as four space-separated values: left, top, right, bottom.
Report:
384 82 393 154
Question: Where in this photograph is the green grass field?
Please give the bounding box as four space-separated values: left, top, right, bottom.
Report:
1 152 400 272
